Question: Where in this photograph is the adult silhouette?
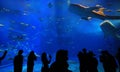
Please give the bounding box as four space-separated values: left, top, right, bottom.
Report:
100 50 117 72
50 50 72 72
27 51 37 72
77 48 88 72
0 50 7 64
116 48 120 72
13 50 23 72
41 52 51 72
87 51 98 72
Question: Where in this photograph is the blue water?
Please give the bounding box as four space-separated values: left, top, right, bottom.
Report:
0 0 120 71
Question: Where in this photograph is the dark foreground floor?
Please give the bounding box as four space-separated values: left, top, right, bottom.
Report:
0 60 118 72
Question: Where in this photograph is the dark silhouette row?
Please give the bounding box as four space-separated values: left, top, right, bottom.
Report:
13 50 71 72
0 48 120 72
14 50 37 72
78 48 118 72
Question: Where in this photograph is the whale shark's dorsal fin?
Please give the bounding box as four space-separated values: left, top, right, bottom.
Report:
92 8 106 16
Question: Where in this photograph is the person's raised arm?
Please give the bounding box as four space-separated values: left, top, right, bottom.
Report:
0 50 7 60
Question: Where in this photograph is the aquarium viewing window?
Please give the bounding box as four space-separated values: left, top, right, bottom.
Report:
0 0 120 72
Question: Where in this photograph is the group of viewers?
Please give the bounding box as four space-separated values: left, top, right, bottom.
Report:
0 48 120 72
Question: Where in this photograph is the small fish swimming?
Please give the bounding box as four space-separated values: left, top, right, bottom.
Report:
7 58 14 60
116 9 120 12
39 17 44 22
107 3 113 6
26 4 31 7
0 24 4 27
106 9 112 12
48 2 53 8
31 26 36 29
96 4 102 7
0 49 4 52
67 0 71 4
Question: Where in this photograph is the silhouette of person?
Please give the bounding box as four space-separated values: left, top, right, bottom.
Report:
100 50 117 72
50 50 72 72
116 48 120 72
41 52 51 72
13 50 23 72
87 51 98 72
27 51 37 72
0 50 7 64
77 48 88 72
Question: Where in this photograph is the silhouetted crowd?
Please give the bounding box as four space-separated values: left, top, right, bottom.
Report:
78 48 118 72
0 48 120 72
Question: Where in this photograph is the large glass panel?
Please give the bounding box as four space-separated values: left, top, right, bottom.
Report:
0 0 120 72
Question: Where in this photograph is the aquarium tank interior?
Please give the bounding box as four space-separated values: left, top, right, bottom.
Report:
0 0 120 72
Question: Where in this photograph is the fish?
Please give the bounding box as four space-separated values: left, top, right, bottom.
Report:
26 4 31 7
20 22 29 27
10 20 16 24
39 17 44 22
31 26 36 29
2 8 10 12
67 0 71 4
0 7 21 15
98 48 102 52
106 9 112 12
20 22 25 25
100 20 120 39
25 24 29 26
107 3 113 6
96 4 102 7
46 41 52 44
116 9 120 12
0 49 4 52
81 17 92 20
7 58 14 60
0 24 4 27
48 2 53 8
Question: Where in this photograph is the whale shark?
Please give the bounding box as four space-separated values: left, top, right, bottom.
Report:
100 20 120 39
69 4 120 20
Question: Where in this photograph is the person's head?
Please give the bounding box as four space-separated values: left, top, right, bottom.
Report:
41 52 47 58
56 50 68 61
42 52 46 56
101 50 109 55
41 52 47 62
18 50 23 55
30 51 34 55
82 48 87 53
88 51 95 57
